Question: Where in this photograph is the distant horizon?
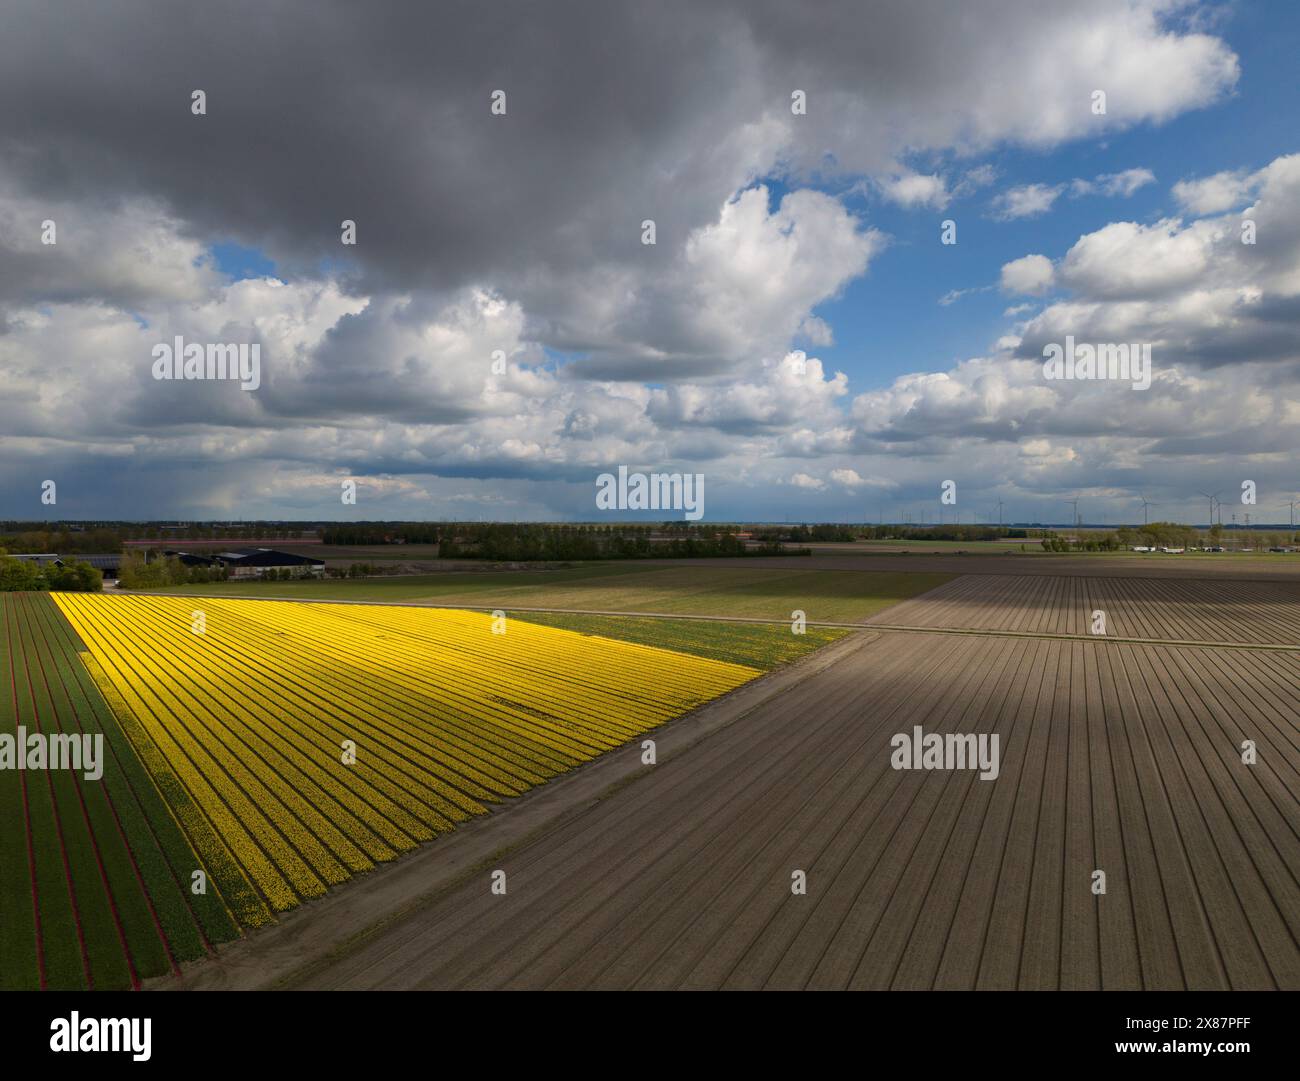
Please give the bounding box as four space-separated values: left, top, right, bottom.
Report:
4 518 1297 532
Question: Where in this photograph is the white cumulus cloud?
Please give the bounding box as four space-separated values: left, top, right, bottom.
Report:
1001 254 1055 295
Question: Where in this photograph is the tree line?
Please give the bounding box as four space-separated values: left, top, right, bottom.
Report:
123 524 311 541
117 552 231 588
0 552 103 592
320 523 441 545
438 523 806 561
1038 522 1299 551
0 527 124 554
757 524 1029 543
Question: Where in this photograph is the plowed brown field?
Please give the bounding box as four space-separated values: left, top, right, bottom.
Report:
868 574 1300 645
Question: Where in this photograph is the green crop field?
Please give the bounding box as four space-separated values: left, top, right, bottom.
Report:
0 593 239 990
150 564 955 622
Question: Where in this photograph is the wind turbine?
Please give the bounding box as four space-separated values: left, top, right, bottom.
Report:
1139 494 1157 526
994 498 1005 526
1063 498 1079 529
1198 491 1221 532
1287 499 1298 530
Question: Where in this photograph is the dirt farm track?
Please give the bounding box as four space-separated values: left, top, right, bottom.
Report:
167 563 1300 991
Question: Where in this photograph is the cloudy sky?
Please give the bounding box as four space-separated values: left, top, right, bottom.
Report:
2 0 1297 525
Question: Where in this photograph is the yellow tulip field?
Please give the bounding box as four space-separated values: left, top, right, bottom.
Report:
52 594 759 929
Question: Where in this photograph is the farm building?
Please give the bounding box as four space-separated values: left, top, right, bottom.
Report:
8 552 122 578
7 552 61 566
162 549 221 568
158 547 324 578
162 547 325 578
213 548 326 579
73 554 123 577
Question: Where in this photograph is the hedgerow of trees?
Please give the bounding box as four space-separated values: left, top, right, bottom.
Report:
117 552 230 588
1034 521 1300 552
0 552 103 592
757 524 1027 544
116 523 308 542
320 523 441 545
437 523 806 561
0 527 123 554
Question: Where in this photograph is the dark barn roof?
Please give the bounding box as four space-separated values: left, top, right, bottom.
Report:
163 550 216 567
217 548 325 567
7 553 122 575
72 554 123 572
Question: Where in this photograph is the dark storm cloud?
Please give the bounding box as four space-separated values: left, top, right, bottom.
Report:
0 0 758 296
0 1 1233 308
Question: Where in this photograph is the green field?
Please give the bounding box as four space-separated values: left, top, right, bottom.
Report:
513 612 853 668
149 564 954 622
0 593 239 990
